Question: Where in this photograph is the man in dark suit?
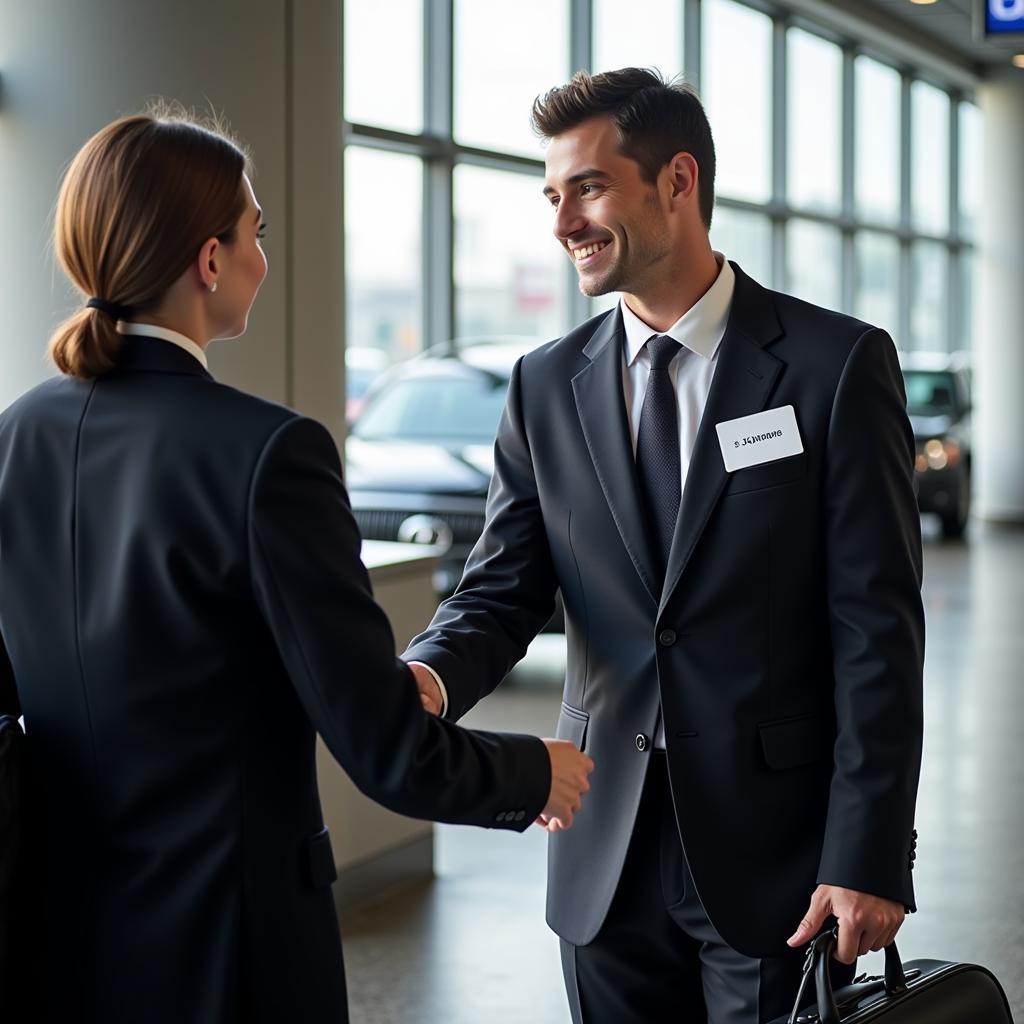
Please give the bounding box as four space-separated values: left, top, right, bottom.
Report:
405 68 924 1023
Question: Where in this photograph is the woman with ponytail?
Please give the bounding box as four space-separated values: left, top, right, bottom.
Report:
0 110 588 1023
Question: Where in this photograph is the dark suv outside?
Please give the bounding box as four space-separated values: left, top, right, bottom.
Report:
900 351 972 539
344 338 568 622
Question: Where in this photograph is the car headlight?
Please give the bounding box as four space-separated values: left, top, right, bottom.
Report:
917 438 960 472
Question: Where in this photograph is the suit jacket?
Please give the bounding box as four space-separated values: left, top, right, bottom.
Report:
405 263 925 958
0 336 550 1023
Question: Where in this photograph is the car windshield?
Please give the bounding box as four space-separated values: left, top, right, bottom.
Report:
353 373 509 443
903 370 959 417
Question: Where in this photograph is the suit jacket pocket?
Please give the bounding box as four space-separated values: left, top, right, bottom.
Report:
724 453 807 496
555 701 589 751
758 712 829 770
305 826 338 890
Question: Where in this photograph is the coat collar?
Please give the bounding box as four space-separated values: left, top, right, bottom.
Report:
111 335 214 381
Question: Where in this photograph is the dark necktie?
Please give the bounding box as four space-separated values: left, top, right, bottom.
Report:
636 334 682 584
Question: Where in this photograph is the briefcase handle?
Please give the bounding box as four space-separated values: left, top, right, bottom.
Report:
788 927 908 1024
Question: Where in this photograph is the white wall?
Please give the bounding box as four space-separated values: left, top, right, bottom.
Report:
0 0 344 439
976 67 1024 522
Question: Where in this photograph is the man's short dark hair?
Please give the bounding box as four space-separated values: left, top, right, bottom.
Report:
532 67 716 229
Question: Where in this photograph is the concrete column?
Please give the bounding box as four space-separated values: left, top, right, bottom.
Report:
0 0 344 442
976 68 1024 522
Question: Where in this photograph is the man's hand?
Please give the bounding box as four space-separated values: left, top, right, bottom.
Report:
788 884 905 964
537 739 594 832
409 662 443 715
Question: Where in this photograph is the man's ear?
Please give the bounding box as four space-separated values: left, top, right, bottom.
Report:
666 151 699 205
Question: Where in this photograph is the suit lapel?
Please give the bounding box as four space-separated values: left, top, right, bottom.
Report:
659 265 785 615
572 309 660 605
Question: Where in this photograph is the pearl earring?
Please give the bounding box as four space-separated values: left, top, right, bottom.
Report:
209 282 218 293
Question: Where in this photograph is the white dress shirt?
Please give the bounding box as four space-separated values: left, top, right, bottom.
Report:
619 252 735 484
620 253 736 746
411 254 737 741
117 321 209 369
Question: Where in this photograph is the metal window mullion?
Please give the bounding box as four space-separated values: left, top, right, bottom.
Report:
566 0 593 330
424 0 455 353
898 71 913 350
685 0 702 89
946 95 961 353
570 0 591 73
840 46 856 314
425 0 454 139
772 14 788 293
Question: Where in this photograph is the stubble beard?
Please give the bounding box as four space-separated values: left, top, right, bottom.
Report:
577 200 671 299
576 241 629 297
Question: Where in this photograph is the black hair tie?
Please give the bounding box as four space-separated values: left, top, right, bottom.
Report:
86 297 133 320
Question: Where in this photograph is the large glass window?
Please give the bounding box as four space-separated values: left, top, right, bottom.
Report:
454 165 568 340
855 231 900 336
786 220 841 310
345 149 423 408
711 207 772 285
702 0 773 203
854 57 901 225
344 0 423 133
593 0 683 78
911 81 950 236
787 29 842 214
910 240 948 351
342 0 974 396
454 0 568 158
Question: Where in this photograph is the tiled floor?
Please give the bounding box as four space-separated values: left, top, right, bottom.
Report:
342 520 1024 1023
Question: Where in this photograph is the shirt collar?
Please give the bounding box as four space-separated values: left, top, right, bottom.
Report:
116 321 209 369
620 252 735 367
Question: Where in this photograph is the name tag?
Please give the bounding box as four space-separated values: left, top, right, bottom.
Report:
715 405 804 472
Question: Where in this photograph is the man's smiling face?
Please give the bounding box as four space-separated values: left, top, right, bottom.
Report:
543 114 673 298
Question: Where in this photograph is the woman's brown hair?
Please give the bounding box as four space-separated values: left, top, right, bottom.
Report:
49 105 250 379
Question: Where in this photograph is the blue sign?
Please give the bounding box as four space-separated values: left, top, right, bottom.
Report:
986 0 1024 35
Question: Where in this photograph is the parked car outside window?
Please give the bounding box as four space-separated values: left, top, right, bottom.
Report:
900 351 972 539
345 338 565 629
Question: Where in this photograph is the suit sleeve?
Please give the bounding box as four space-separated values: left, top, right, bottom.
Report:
817 328 925 909
247 415 550 829
402 356 560 721
0 629 18 718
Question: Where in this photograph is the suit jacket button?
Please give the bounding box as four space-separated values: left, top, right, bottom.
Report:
658 629 677 647
635 733 649 752
495 812 506 822
514 811 526 822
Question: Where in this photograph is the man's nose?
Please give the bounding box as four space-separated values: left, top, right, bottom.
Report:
554 200 586 243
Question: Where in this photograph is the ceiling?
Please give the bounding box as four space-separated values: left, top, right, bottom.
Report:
837 0 1021 68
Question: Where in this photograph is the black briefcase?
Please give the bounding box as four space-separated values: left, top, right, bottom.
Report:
770 928 1015 1023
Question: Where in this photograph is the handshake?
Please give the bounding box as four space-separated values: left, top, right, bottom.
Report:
410 663 595 832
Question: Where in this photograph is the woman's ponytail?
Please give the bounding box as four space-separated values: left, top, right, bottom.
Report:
48 307 125 379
